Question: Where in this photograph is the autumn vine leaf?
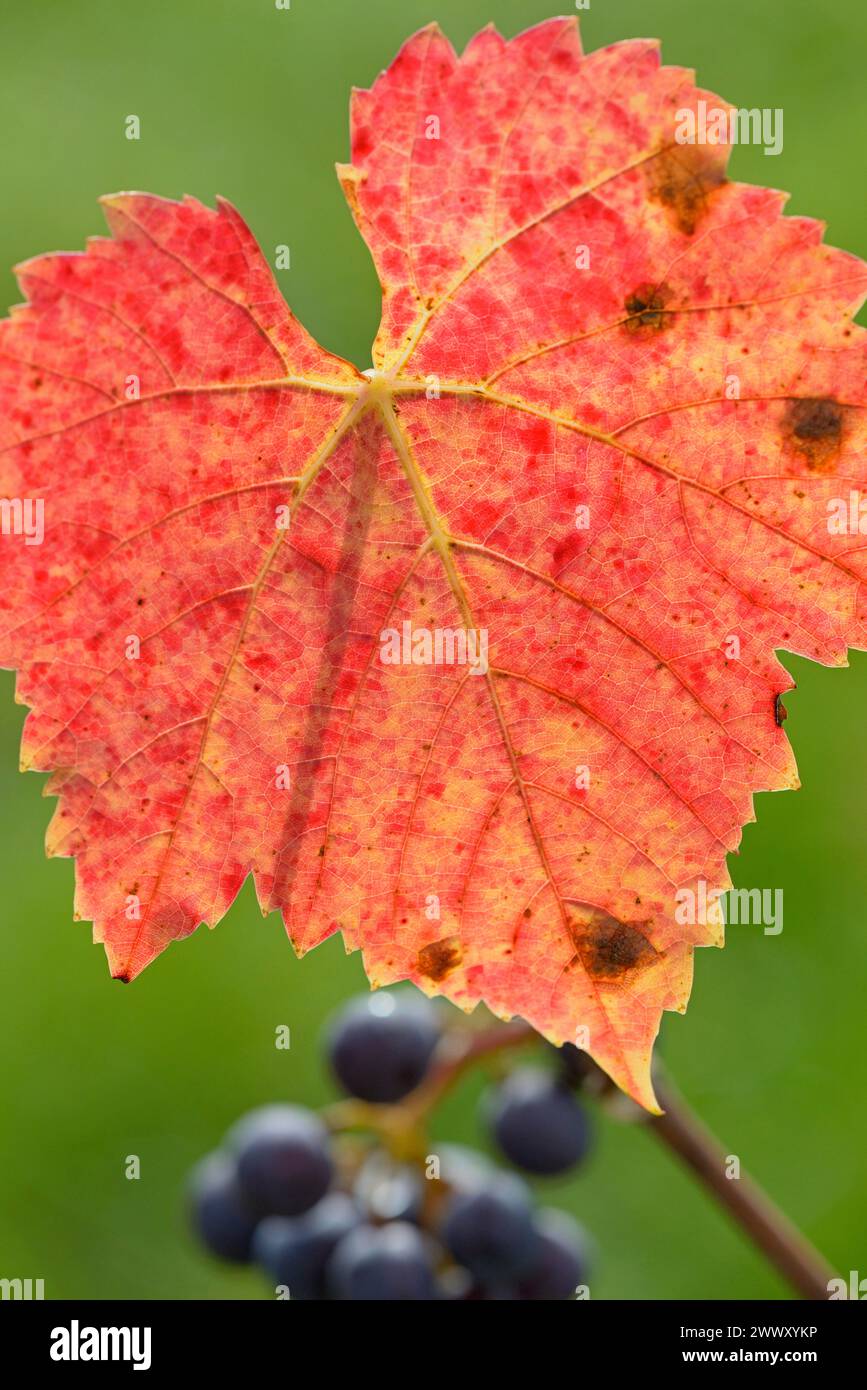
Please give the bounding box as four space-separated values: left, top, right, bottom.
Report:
2 17 866 1111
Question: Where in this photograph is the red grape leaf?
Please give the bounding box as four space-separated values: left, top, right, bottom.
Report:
2 18 867 1109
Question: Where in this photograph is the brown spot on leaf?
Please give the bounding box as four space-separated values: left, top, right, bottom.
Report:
774 693 787 727
784 397 845 470
417 935 462 982
624 282 672 335
570 909 658 982
647 146 727 235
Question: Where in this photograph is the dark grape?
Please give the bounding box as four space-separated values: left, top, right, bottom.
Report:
518 1209 591 1300
353 1151 423 1224
488 1067 592 1175
228 1105 332 1216
441 1172 539 1283
253 1193 362 1300
327 991 440 1102
327 1221 437 1300
188 1152 258 1263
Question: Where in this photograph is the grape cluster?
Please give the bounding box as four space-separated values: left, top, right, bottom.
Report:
188 992 594 1300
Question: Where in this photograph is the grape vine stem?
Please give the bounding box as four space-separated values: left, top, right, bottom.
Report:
339 1018 836 1301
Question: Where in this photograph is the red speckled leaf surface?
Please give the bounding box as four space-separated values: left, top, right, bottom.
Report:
2 18 867 1108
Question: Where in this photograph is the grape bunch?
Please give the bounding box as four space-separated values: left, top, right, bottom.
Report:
188 991 595 1300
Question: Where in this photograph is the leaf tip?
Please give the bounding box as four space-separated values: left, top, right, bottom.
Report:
97 192 125 211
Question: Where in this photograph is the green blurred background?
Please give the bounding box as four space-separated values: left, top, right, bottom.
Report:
1 0 865 1300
